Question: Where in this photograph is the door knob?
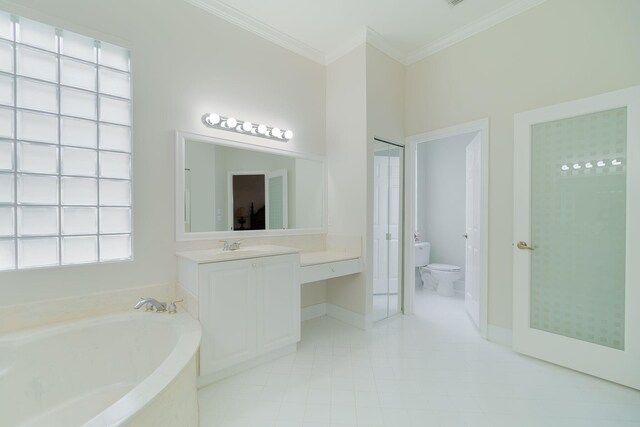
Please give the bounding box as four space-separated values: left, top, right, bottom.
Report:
516 241 534 250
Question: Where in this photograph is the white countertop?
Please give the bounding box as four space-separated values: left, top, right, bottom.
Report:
299 251 361 267
176 245 300 264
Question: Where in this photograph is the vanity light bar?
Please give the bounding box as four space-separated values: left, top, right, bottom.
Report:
202 113 293 141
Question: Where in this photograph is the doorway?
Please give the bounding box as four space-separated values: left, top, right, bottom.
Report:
405 119 489 338
372 139 404 322
227 170 288 231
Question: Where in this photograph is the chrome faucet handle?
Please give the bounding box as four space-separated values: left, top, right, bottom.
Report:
219 239 231 251
167 299 184 314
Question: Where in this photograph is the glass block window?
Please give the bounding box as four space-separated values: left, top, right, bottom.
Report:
0 11 132 270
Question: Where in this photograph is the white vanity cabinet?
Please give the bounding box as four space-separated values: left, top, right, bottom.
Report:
177 247 300 382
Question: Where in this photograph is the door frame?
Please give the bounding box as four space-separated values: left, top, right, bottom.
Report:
404 118 489 339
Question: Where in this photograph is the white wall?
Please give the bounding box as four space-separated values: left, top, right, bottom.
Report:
0 0 326 306
405 0 640 329
324 44 405 319
325 45 368 315
416 132 477 274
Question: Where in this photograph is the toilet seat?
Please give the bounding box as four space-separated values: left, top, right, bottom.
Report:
427 263 460 272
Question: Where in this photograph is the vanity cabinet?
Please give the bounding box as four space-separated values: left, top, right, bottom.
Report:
190 252 300 379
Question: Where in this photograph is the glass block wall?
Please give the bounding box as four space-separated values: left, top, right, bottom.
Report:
0 11 132 270
530 107 627 350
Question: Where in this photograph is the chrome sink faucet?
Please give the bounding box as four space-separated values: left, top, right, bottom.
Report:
134 297 167 312
221 240 242 251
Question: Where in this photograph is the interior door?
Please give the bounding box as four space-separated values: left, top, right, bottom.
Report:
465 134 481 328
373 140 404 322
513 86 640 389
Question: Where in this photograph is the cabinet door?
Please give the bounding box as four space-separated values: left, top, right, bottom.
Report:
199 259 256 376
256 254 300 354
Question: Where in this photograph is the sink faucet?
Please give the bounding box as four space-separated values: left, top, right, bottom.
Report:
134 298 167 312
220 240 242 251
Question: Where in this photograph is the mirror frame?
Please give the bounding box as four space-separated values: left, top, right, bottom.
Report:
175 131 327 241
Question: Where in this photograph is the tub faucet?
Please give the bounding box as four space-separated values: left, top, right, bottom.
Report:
134 298 167 312
220 240 242 251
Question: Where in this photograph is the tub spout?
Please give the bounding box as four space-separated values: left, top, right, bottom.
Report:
134 298 167 312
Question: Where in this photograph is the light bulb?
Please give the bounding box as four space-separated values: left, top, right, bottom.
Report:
573 163 581 169
561 165 569 171
242 121 253 132
585 162 593 168
227 117 237 128
257 124 267 135
283 130 293 139
271 127 282 138
597 160 606 167
612 159 622 166
206 113 220 125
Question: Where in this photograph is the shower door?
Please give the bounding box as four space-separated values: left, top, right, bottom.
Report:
373 140 404 321
513 86 640 389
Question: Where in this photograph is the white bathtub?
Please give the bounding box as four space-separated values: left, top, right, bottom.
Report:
0 311 201 427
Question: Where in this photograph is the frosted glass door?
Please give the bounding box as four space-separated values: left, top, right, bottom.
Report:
513 86 640 390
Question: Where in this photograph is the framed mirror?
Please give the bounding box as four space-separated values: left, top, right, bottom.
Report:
175 131 326 241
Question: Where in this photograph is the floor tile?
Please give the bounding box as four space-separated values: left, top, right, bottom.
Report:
199 288 640 427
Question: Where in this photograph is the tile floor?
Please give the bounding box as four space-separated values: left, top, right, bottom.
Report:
199 286 640 426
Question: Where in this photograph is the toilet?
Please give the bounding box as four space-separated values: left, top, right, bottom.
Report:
414 242 462 297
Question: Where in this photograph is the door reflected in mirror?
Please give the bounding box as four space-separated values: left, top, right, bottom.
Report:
181 137 323 234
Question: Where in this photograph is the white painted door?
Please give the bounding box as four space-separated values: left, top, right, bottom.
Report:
373 154 389 299
373 141 403 321
465 134 481 328
267 169 288 229
256 254 300 354
199 259 257 376
513 86 640 390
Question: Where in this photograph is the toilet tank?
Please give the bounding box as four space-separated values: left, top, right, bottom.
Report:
415 242 431 267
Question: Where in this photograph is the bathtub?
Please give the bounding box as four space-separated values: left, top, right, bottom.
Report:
0 311 201 427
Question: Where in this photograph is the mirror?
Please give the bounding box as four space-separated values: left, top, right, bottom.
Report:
176 132 325 240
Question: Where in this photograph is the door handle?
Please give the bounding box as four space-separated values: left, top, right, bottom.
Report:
516 241 534 250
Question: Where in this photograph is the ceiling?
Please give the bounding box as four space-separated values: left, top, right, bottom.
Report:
184 0 546 65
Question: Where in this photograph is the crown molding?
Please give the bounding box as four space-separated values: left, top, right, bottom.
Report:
183 0 326 65
364 28 408 65
184 0 547 67
324 29 367 65
404 0 547 65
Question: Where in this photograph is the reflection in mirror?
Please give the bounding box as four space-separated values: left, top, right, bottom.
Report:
182 138 324 233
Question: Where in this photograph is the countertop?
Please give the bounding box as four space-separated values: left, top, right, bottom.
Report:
299 251 361 267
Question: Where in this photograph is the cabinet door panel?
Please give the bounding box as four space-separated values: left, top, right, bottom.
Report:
257 255 300 354
199 260 256 376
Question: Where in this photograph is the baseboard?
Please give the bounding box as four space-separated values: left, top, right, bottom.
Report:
326 303 370 330
487 324 513 347
197 344 297 388
301 303 327 321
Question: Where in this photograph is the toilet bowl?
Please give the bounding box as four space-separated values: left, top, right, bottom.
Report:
420 264 462 297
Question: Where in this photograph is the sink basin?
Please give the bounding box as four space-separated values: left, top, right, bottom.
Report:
211 249 267 259
176 245 300 264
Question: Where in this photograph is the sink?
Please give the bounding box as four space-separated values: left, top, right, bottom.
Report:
176 245 300 264
211 249 268 259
